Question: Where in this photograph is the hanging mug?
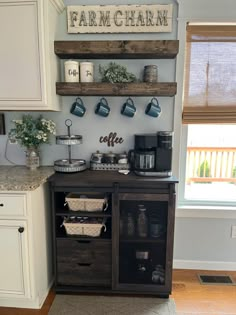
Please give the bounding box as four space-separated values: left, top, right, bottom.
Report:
70 97 86 117
121 97 136 118
145 97 161 118
95 98 110 117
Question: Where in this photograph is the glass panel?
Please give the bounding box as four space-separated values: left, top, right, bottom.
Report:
185 124 236 202
118 199 167 286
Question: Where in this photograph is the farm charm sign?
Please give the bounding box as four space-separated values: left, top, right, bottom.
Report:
67 4 173 33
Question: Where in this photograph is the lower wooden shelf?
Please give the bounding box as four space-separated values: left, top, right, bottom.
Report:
56 82 177 96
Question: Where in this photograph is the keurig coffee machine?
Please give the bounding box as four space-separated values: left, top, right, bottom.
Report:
130 131 173 177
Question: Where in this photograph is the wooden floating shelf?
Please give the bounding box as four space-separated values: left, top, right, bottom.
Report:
54 40 179 59
56 82 177 97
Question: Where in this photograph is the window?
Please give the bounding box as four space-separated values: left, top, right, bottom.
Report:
179 23 236 206
182 24 236 124
182 124 236 204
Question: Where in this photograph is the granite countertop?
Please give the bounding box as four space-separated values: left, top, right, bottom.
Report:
0 166 55 191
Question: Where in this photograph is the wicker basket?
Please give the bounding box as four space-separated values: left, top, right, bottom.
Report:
65 193 108 212
63 218 106 237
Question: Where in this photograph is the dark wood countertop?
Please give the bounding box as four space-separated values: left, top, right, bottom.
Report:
48 170 178 189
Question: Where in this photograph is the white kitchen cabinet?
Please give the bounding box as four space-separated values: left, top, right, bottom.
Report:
0 221 29 297
0 183 53 308
0 0 64 111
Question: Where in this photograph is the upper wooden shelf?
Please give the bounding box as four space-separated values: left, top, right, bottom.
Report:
54 40 179 59
56 82 177 97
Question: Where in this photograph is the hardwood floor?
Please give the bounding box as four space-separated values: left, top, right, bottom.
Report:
0 269 235 315
172 269 236 315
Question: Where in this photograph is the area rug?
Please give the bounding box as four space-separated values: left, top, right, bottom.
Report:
48 294 176 315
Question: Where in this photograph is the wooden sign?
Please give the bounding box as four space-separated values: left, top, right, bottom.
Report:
67 4 173 34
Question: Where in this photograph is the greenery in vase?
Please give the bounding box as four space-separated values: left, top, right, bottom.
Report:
9 115 56 149
99 62 137 83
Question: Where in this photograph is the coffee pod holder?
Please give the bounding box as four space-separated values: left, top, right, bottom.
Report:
90 151 130 171
54 119 87 173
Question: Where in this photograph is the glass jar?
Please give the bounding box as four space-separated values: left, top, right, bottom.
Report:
126 212 135 237
25 147 40 170
137 205 148 238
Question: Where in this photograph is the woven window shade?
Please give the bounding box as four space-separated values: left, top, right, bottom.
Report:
182 25 236 124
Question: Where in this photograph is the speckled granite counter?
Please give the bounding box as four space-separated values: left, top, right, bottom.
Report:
0 166 55 191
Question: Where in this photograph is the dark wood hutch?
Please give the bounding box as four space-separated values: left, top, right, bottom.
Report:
49 171 178 298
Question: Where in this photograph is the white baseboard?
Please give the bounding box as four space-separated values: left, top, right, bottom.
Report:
173 259 236 271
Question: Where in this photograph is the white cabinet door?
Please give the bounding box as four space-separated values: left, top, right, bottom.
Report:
0 220 29 297
0 1 45 108
0 0 61 111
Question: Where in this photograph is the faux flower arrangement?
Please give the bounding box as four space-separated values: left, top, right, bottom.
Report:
99 62 137 83
9 115 56 149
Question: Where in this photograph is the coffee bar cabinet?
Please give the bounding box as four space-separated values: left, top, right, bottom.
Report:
49 171 177 297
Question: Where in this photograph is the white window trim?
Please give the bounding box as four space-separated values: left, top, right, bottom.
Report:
173 19 236 217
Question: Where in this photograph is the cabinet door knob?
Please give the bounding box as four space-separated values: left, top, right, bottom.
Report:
18 227 24 233
0 203 4 207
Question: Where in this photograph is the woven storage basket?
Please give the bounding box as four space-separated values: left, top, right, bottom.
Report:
65 193 107 212
63 220 106 237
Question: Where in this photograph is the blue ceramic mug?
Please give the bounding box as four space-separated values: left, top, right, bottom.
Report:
121 97 136 118
95 98 110 117
145 97 161 118
70 97 86 117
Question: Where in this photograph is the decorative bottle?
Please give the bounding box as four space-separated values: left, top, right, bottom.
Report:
137 205 148 238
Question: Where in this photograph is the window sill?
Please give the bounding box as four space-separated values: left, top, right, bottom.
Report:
176 205 236 218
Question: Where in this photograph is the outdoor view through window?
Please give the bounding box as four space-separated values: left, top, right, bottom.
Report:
185 124 236 202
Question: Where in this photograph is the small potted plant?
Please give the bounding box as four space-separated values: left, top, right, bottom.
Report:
9 115 56 170
99 62 137 83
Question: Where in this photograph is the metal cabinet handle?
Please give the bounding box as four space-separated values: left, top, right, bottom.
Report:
0 203 4 207
18 227 24 233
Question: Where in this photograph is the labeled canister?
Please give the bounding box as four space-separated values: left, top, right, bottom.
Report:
80 62 94 82
64 60 79 82
143 65 158 82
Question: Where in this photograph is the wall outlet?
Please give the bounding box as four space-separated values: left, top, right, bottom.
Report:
231 226 236 238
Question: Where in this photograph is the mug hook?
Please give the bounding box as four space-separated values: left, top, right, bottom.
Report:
127 97 134 106
151 97 159 105
100 97 108 106
76 97 83 104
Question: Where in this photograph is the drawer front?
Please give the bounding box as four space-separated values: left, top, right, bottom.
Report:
0 194 26 217
56 239 111 286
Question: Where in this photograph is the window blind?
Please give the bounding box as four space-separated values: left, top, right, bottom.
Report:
182 25 236 124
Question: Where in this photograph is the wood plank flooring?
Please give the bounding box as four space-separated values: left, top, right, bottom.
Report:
0 269 235 315
172 269 236 315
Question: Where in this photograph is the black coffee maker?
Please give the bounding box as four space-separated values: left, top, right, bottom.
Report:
130 131 173 177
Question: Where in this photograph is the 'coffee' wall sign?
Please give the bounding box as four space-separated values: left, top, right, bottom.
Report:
99 132 124 147
67 4 173 34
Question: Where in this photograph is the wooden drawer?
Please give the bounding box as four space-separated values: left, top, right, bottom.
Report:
56 239 112 287
0 194 26 217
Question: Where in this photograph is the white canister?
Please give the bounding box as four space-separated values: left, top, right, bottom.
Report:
80 62 94 82
64 60 79 82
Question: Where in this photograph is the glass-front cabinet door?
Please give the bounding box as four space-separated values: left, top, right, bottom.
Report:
112 191 175 296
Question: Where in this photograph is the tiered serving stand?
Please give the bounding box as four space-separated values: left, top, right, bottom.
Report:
54 119 87 173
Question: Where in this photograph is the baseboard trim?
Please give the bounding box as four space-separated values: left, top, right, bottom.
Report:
38 278 54 308
173 259 236 271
